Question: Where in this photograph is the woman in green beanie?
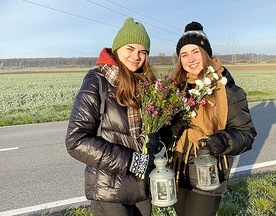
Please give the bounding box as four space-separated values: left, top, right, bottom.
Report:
65 17 164 216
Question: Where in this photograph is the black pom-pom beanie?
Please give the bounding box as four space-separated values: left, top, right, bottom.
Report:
176 21 212 57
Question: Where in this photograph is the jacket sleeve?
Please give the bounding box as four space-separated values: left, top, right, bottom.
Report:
65 74 133 176
219 85 257 156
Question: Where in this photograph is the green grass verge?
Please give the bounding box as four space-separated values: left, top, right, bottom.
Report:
0 72 84 126
230 71 276 102
42 172 275 216
218 172 276 216
0 105 71 126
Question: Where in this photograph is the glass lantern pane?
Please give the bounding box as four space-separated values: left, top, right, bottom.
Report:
198 167 208 185
150 180 157 200
210 165 218 184
157 181 168 200
168 179 176 199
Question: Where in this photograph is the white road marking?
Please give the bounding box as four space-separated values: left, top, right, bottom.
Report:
230 160 276 173
0 160 275 215
0 197 87 216
0 147 19 152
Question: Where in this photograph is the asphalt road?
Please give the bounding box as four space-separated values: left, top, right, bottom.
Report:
0 100 276 215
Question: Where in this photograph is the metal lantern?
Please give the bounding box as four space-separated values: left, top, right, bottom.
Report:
194 146 220 191
149 157 178 207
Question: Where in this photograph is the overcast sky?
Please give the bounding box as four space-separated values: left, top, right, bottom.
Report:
1 0 276 59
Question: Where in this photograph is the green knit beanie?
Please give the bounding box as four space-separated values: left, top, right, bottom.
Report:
112 17 150 53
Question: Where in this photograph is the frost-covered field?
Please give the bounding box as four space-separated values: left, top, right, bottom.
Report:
1 64 275 126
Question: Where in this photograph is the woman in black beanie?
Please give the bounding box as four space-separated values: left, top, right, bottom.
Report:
171 21 257 216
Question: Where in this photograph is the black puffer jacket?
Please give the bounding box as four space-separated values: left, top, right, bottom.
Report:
221 67 257 156
65 70 149 205
213 67 257 182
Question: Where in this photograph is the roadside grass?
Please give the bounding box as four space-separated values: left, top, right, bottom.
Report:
63 207 92 216
0 72 84 126
1 66 276 127
1 105 71 126
43 172 275 216
217 172 276 216
230 71 276 102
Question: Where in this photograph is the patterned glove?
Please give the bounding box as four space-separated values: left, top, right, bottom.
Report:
206 133 227 156
129 152 155 175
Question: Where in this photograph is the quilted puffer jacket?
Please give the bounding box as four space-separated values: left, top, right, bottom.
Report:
65 69 150 205
215 67 257 182
221 67 257 155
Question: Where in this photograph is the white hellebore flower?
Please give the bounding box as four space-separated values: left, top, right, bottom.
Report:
185 105 191 111
194 89 200 96
188 89 194 95
189 89 201 96
207 88 213 95
212 72 219 80
195 79 204 89
184 97 188 103
180 96 188 104
220 77 228 85
204 77 212 85
207 66 215 73
191 110 197 118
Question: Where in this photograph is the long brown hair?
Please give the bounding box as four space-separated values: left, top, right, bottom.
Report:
113 52 156 108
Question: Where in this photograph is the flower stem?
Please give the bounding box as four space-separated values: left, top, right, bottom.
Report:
167 135 177 164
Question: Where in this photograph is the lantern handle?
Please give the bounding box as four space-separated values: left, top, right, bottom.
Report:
154 140 168 161
198 137 210 148
197 137 212 156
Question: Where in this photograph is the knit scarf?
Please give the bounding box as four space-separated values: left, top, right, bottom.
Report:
174 57 228 164
99 64 143 152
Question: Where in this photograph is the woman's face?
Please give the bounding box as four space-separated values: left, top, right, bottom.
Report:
116 44 147 72
179 44 203 76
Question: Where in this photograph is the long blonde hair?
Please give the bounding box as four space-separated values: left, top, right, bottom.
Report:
113 52 156 108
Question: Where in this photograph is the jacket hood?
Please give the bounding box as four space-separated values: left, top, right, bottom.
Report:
96 48 118 66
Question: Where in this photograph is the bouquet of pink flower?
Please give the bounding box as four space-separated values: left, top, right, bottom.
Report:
137 74 189 216
136 67 227 216
137 75 188 154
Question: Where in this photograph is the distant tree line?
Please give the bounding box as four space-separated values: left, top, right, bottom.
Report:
1 53 276 68
218 53 276 63
0 57 96 68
